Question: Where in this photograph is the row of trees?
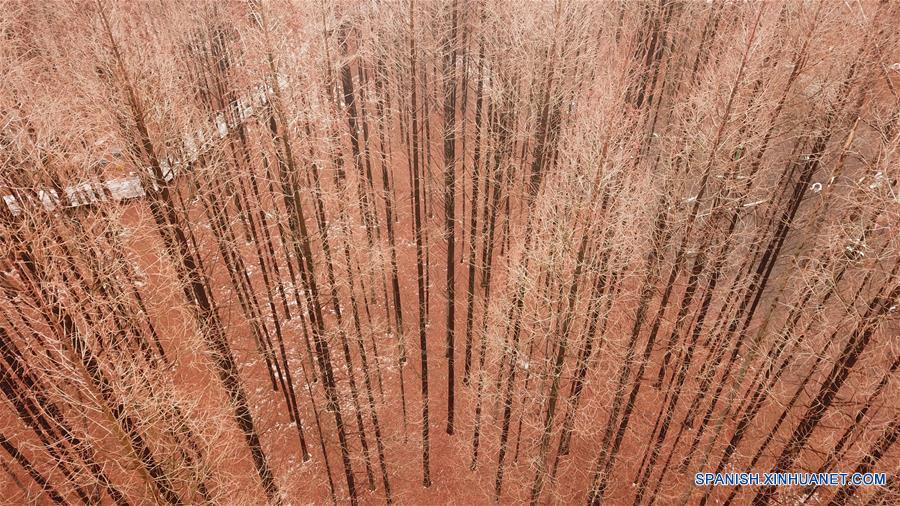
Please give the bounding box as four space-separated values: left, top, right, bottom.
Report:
1 0 897 504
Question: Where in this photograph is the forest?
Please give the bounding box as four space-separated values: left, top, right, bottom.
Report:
0 0 898 504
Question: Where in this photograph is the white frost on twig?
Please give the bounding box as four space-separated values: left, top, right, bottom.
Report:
743 199 767 208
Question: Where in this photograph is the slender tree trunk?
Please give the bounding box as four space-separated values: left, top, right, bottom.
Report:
442 0 459 436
